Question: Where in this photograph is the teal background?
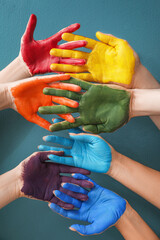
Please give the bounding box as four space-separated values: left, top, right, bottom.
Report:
0 0 160 239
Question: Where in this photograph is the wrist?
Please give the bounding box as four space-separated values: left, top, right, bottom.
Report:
0 56 31 84
0 83 14 110
107 147 123 178
130 89 160 118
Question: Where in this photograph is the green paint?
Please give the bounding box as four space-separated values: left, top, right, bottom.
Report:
39 78 131 133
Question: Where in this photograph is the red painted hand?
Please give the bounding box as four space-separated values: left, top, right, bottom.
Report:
20 14 86 75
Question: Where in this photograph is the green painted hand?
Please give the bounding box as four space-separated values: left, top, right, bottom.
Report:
39 78 131 133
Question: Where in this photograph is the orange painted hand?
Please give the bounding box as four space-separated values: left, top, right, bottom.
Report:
50 32 139 87
6 75 81 130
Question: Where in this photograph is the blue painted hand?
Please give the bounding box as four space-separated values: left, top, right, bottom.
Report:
49 174 126 235
38 119 112 173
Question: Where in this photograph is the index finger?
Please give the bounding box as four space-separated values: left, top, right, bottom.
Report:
62 33 97 49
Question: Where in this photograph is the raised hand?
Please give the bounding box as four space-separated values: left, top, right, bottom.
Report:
50 32 140 87
20 14 87 75
38 131 112 173
50 174 126 235
19 152 93 209
5 75 82 130
39 78 131 133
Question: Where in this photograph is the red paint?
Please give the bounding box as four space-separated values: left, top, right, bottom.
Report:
20 14 85 75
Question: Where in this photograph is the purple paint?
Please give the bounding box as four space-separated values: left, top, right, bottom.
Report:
21 151 92 209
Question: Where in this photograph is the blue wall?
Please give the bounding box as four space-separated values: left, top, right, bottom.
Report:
0 0 160 239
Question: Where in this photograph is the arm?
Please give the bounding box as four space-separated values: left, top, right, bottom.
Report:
116 202 159 240
0 166 22 209
108 149 160 208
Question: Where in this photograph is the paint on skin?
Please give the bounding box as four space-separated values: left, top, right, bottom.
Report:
21 151 92 209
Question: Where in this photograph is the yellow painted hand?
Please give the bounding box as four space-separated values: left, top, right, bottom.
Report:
50 32 138 87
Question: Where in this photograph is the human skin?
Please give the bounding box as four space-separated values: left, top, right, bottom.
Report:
39 119 160 208
50 32 160 129
39 78 131 133
49 174 159 239
0 75 84 130
0 14 86 83
39 78 160 133
0 151 93 209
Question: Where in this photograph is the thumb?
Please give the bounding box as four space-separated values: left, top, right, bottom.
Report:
70 223 96 235
23 14 37 42
96 31 117 47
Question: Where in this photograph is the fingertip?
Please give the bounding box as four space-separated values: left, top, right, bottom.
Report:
50 64 56 71
69 226 76 232
42 136 47 141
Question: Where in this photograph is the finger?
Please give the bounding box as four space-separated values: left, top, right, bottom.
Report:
49 82 81 92
83 124 105 134
70 222 98 235
69 73 94 82
52 118 84 134
23 14 37 42
50 63 88 73
51 197 74 209
60 186 88 202
49 23 80 43
63 77 91 90
54 190 81 208
59 40 87 50
43 135 73 146
62 33 97 49
50 49 89 60
61 176 94 189
49 203 79 219
48 154 74 166
38 145 70 155
32 114 51 131
59 58 86 65
38 105 78 115
62 183 88 195
60 165 90 175
50 118 82 132
52 96 79 108
58 113 75 123
72 173 96 186
44 88 81 101
96 31 117 47
34 74 71 84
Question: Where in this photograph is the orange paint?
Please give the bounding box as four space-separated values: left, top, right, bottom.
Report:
11 75 75 130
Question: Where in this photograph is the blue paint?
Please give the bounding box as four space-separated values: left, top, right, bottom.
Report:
0 1 160 239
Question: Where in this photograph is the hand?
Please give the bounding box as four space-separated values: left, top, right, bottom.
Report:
49 174 126 235
20 14 87 75
39 78 131 133
5 75 82 130
38 130 112 173
18 152 93 209
50 32 140 87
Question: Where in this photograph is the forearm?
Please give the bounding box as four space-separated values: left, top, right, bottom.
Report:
0 166 22 209
115 202 159 240
0 56 31 83
131 89 160 123
108 151 160 208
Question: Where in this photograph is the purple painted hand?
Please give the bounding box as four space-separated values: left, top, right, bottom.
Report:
20 151 93 209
